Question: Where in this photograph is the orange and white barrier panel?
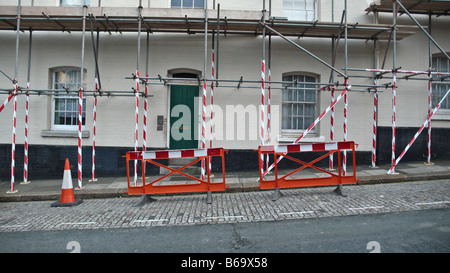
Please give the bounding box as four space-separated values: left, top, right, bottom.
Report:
258 141 358 198
125 148 226 199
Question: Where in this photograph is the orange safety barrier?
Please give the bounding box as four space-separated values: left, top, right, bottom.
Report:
258 141 358 198
125 147 226 199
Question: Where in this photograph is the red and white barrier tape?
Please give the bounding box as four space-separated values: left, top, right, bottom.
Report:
260 141 354 154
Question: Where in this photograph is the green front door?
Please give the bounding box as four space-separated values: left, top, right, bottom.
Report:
169 85 199 149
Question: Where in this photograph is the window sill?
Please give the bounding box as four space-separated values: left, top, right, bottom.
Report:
41 130 90 138
278 134 325 143
431 111 450 121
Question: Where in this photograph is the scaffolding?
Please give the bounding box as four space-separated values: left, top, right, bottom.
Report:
1 0 449 195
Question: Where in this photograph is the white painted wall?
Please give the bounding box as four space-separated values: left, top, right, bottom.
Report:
0 0 449 153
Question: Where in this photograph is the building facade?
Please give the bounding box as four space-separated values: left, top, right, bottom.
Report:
0 0 449 180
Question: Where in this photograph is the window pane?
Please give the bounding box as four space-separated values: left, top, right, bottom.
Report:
282 116 291 129
282 89 289 101
184 0 193 8
282 75 293 82
194 0 205 8
296 104 304 116
304 117 314 128
305 89 315 102
297 89 304 102
294 117 303 130
171 0 181 7
284 0 292 9
286 103 292 115
305 104 315 116
293 10 306 21
294 0 304 9
305 0 314 10
287 89 293 101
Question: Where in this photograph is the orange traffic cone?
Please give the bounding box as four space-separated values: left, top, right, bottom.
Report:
51 158 83 207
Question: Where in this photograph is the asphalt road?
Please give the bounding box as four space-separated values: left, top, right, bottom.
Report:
1 208 448 253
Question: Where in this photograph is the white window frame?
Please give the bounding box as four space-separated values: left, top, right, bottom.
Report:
60 0 90 6
283 0 318 21
170 0 205 9
51 67 87 131
281 73 318 135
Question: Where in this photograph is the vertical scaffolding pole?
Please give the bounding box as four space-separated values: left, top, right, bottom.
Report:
22 30 32 184
8 0 21 194
201 1 208 180
329 38 335 170
390 1 398 174
203 0 211 204
209 28 215 173
91 93 97 181
266 0 272 171
143 31 149 155
134 0 143 186
89 15 100 182
260 0 266 176
342 0 348 176
372 39 378 168
216 4 220 81
266 32 271 171
426 14 433 165
77 0 87 189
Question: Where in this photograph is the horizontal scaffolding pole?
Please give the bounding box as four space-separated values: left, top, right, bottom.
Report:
347 67 450 76
124 75 386 92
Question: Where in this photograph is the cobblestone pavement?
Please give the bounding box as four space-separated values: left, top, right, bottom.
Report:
0 180 449 232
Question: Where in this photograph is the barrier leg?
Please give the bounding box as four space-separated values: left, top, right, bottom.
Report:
133 160 156 206
334 185 347 197
333 150 347 197
206 156 212 204
133 194 157 207
271 152 282 201
272 188 284 201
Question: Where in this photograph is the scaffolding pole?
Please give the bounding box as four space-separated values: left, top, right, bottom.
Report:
8 0 21 194
342 0 349 178
203 0 210 204
22 30 32 185
371 38 378 168
89 14 100 182
134 0 143 186
391 0 398 174
260 0 266 176
77 1 87 189
142 30 149 180
209 27 215 173
426 14 432 165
